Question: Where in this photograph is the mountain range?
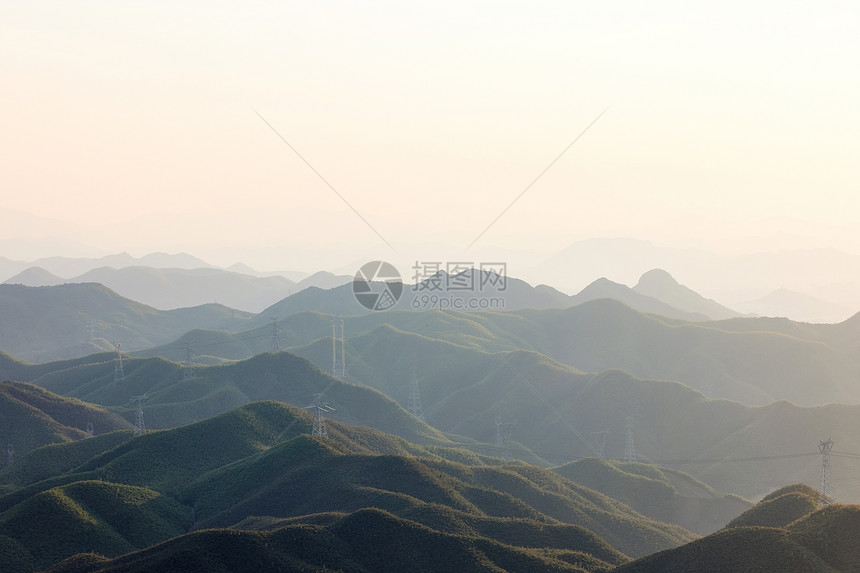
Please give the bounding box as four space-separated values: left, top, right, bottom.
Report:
0 399 699 571
3 266 355 313
616 484 858 572
9 343 860 504
0 283 251 362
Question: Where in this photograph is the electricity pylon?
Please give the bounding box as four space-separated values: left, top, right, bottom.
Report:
407 374 425 421
818 438 835 506
270 317 281 352
130 393 149 436
114 342 125 384
305 393 335 438
495 415 515 461
623 417 636 462
183 343 195 380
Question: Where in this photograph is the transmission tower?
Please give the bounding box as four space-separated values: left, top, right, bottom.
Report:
86 421 94 438
130 393 149 436
591 430 610 460
818 438 835 506
6 443 13 466
623 417 637 462
330 319 346 379
331 321 337 378
304 393 335 438
270 317 281 352
495 415 515 461
182 343 195 380
340 316 346 379
407 374 425 421
114 342 125 384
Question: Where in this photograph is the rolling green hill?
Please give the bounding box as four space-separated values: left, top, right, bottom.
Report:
291 332 860 504
554 459 751 535
182 435 695 558
0 480 191 570
45 508 620 573
21 351 444 444
724 484 819 529
0 401 697 571
0 381 132 477
616 493 860 573
0 283 251 362
15 337 860 503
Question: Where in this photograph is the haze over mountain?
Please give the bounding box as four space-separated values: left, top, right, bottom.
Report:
139 299 860 407
11 341 860 503
249 268 732 323
733 288 854 324
531 238 860 323
70 266 295 313
0 283 251 362
0 252 213 283
4 243 860 323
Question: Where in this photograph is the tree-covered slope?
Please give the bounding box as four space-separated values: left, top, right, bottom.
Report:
0 401 697 572
616 494 860 573
554 459 751 535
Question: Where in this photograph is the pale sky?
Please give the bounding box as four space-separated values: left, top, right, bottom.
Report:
2 1 859 275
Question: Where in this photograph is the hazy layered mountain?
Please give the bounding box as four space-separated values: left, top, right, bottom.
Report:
15 351 444 444
0 401 695 571
0 251 213 283
633 268 742 320
294 270 353 290
734 288 854 324
284 328 860 501
16 341 860 503
71 266 295 312
248 269 708 325
531 238 860 323
0 283 251 362
570 277 710 321
151 299 860 406
2 266 65 287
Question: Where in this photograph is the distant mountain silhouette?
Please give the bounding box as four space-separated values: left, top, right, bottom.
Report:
634 268 742 320
0 283 250 362
2 266 65 287
71 266 295 312
533 238 860 323
249 268 706 325
734 288 854 324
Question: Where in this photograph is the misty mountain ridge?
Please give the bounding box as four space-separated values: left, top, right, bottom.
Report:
734 288 855 324
251 267 733 323
531 238 860 322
